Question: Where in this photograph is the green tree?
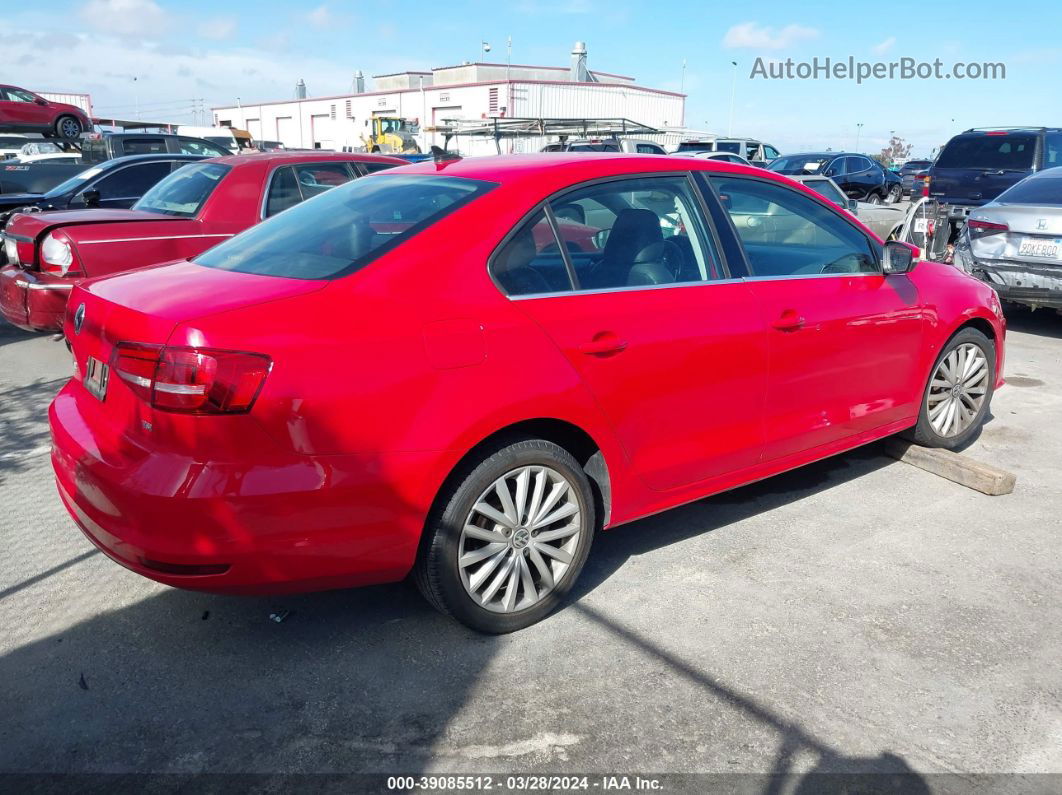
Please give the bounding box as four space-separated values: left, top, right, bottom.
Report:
878 135 914 168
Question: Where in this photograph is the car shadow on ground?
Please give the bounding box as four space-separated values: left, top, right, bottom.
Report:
2 439 928 790
0 377 67 486
573 443 895 599
0 320 41 350
1003 305 1062 339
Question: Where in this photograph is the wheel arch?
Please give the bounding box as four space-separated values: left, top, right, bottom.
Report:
427 417 613 538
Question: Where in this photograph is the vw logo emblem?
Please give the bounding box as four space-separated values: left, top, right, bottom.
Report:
73 303 86 334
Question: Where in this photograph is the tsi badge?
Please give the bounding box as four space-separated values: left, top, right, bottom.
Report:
73 303 86 334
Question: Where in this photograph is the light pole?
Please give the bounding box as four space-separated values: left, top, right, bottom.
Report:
727 61 737 137
855 122 864 151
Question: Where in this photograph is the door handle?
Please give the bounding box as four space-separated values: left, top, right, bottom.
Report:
578 334 628 356
771 311 805 331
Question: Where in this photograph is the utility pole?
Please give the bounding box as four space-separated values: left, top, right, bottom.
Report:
727 61 737 137
856 122 864 151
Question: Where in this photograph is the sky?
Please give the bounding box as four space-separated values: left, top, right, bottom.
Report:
4 0 1060 157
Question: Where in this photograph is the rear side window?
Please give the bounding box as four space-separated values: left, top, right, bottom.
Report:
121 138 168 155
493 175 723 296
936 134 1037 170
294 162 353 199
636 144 665 155
712 176 878 276
995 175 1062 206
361 160 399 174
1044 133 1062 168
265 166 300 217
197 174 495 279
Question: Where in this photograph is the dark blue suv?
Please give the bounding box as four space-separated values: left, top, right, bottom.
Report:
927 127 1062 220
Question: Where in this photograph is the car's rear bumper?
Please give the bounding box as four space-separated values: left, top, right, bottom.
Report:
0 265 71 331
50 381 444 594
960 255 1062 310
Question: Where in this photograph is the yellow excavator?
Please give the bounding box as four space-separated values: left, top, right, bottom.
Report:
362 117 421 154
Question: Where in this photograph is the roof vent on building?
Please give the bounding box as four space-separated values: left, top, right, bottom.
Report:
353 70 365 94
295 79 307 99
570 41 593 82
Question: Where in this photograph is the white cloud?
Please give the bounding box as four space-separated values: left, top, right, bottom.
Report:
198 16 237 41
306 5 333 27
79 0 170 37
723 22 819 51
872 36 896 55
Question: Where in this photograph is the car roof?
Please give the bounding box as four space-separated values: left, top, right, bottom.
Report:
93 153 209 167
204 151 406 167
382 152 772 188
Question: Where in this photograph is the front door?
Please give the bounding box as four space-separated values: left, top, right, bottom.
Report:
708 174 924 461
0 88 51 128
492 174 769 491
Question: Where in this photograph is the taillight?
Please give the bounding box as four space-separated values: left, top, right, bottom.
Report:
968 219 1009 237
110 343 271 414
39 231 83 277
921 176 931 197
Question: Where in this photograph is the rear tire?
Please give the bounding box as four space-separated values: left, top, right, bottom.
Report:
415 437 595 634
55 115 82 140
906 327 996 449
866 192 882 205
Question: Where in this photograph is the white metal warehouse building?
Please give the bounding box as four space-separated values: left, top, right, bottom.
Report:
211 43 686 156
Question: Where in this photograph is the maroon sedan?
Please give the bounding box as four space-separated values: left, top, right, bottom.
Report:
0 85 91 140
0 151 403 330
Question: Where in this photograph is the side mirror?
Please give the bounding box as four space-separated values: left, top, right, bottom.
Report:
35 98 48 106
846 199 858 213
883 240 918 274
82 189 101 208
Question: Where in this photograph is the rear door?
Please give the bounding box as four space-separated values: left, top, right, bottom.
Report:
0 88 52 128
492 173 768 491
707 174 924 461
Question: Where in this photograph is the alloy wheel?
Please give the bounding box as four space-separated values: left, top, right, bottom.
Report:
458 465 583 614
60 118 80 138
927 343 989 437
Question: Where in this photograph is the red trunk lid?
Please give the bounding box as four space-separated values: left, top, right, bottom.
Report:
7 208 181 239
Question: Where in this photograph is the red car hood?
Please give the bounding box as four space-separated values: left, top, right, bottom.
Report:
6 209 182 238
81 259 328 326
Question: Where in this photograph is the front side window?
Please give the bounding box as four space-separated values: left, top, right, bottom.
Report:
178 137 228 156
361 161 399 174
712 176 879 276
74 161 172 204
133 162 230 217
492 176 723 296
197 174 495 280
4 89 36 103
764 145 780 161
636 144 665 155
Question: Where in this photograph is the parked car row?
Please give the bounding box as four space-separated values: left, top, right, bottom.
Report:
4 147 1003 633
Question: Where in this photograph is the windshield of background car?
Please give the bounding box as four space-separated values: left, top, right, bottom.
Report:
133 162 230 217
42 165 106 198
569 143 621 152
768 155 832 174
935 135 1037 170
804 179 847 205
994 175 1062 206
194 174 496 280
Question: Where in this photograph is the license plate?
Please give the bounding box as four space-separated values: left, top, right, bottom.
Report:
1018 238 1060 259
84 356 109 401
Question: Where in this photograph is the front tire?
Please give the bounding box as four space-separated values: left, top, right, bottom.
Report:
415 438 595 633
55 115 83 140
885 185 902 204
866 191 883 205
908 327 995 449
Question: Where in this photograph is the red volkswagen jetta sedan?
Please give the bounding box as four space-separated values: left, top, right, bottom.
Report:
50 154 1006 633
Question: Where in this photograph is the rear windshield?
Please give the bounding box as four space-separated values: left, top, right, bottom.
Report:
802 179 847 205
677 141 712 152
935 134 1037 170
713 141 743 154
769 155 832 174
134 162 230 217
995 175 1062 206
195 174 495 280
569 143 620 152
900 161 932 174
